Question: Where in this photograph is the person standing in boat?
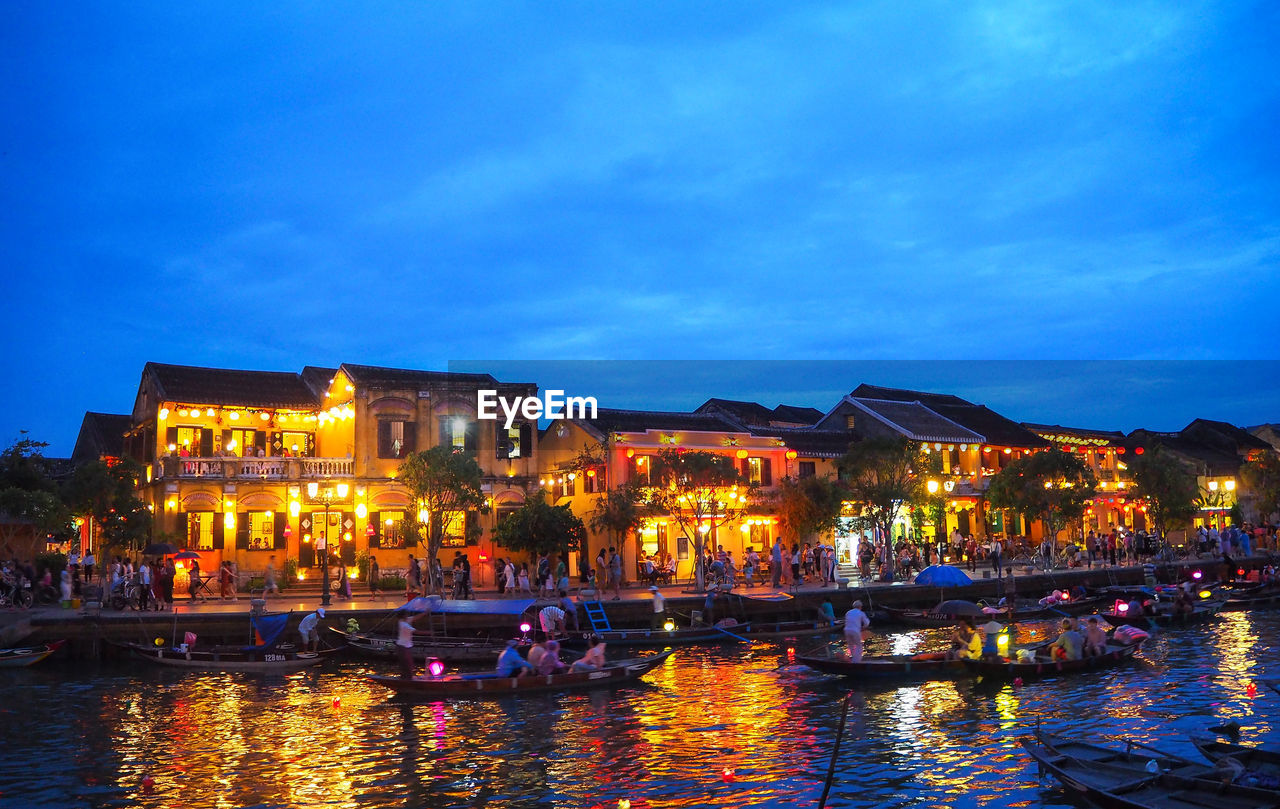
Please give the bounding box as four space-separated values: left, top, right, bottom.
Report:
396 609 432 678
539 603 566 638
843 600 871 662
298 607 324 653
649 585 666 629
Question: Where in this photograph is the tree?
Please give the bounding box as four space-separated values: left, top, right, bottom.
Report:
494 494 587 560
398 446 489 594
987 449 1097 555
775 475 846 545
0 436 71 556
1241 453 1280 525
837 437 927 581
1129 445 1199 542
63 458 151 554
648 449 749 592
588 482 649 566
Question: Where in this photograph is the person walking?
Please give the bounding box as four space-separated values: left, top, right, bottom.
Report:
771 538 784 589
264 555 280 598
607 546 623 600
367 555 381 599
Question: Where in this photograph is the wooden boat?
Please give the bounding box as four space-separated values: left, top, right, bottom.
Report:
1101 602 1223 629
120 611 335 672
564 623 753 648
0 639 65 668
741 619 843 641
1005 595 1111 620
966 640 1141 681
1022 730 1280 809
327 626 515 664
880 605 1004 628
122 642 337 671
1191 737 1280 786
795 650 967 680
1224 585 1280 611
368 649 674 697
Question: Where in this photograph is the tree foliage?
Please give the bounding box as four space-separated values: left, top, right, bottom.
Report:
837 437 926 578
494 494 587 559
64 458 151 553
775 474 846 544
1129 445 1200 540
1241 452 1280 525
987 448 1096 548
648 449 749 591
0 437 72 549
398 446 488 593
588 481 649 559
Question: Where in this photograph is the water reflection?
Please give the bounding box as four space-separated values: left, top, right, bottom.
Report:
3 612 1280 808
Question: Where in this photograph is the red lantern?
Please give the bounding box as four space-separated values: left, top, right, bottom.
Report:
1117 447 1126 455
1135 447 1145 455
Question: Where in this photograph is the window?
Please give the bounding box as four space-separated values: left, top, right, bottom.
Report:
558 476 574 498
799 461 816 479
377 420 416 459
247 512 275 550
224 429 257 458
438 417 477 454
188 512 215 550
744 457 773 486
496 422 533 459
379 511 406 549
277 431 313 457
631 456 651 486
441 511 467 547
171 425 212 456
845 415 856 430
583 467 605 493
749 523 771 549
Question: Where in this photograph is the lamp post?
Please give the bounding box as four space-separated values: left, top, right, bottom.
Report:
307 480 349 607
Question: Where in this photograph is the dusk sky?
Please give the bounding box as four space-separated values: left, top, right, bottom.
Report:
3 3 1277 456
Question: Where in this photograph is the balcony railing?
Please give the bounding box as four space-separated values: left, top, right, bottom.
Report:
159 456 354 481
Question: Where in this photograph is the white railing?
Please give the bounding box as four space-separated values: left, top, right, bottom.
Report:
166 457 354 480
300 458 354 478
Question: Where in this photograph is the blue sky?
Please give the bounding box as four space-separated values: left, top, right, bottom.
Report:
2 2 1277 455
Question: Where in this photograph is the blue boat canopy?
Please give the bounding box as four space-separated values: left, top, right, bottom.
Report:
400 597 538 616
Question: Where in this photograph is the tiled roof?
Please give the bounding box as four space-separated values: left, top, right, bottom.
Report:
145 363 321 409
850 384 973 408
71 412 132 464
1126 430 1242 475
340 364 502 388
301 366 339 397
849 399 983 443
747 426 853 457
585 408 745 435
1182 419 1273 452
696 398 775 425
770 404 824 425
1023 422 1126 443
930 403 1050 448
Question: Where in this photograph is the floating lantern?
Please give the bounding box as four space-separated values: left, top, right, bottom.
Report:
1198 590 1212 599
1192 570 1203 580
428 659 446 677
154 637 164 647
1248 682 1258 698
1238 568 1246 577
1013 677 1024 688
997 634 1010 651
332 696 341 708
618 800 631 809
722 767 735 781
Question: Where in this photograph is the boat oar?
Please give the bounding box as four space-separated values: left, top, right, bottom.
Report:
671 610 750 643
818 692 852 809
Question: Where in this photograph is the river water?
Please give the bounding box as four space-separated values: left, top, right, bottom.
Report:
3 612 1277 809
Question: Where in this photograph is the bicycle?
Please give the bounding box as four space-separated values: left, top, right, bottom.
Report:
0 576 34 609
108 580 143 611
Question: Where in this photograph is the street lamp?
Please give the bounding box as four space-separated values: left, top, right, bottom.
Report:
306 480 349 607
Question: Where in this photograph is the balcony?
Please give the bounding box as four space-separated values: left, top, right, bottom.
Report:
158 456 354 481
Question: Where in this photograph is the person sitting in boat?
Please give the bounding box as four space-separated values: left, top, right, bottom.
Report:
298 608 324 653
980 621 1003 660
819 598 836 625
1049 618 1083 661
527 632 549 670
1173 585 1195 616
537 640 567 675
570 636 607 672
1082 617 1108 657
945 618 982 661
496 640 535 678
